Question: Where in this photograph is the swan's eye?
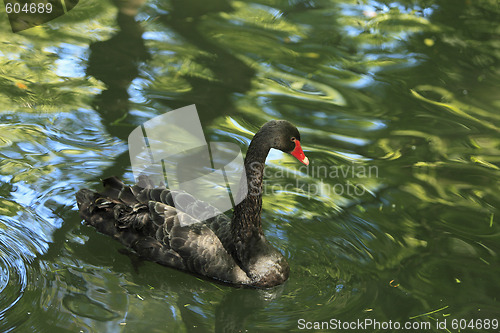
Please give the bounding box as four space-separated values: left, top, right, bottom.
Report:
291 137 296 142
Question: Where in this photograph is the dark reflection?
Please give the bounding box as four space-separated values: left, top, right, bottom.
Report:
214 288 283 333
156 0 256 124
86 0 257 177
87 0 150 140
126 261 285 333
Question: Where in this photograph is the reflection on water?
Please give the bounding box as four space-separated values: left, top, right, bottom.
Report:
1 0 500 331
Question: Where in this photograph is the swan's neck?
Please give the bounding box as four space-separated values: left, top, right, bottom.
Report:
231 132 270 260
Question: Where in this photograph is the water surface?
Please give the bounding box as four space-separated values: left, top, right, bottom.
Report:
0 0 499 332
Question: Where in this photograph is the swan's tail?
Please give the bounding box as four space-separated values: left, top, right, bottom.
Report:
76 188 120 236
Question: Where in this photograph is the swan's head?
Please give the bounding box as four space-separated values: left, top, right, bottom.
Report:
260 120 309 166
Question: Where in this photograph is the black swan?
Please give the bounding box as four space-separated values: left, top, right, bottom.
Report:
76 120 309 288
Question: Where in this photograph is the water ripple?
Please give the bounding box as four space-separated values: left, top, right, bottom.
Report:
0 217 30 330
0 109 124 331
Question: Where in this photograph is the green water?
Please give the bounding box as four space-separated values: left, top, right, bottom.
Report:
1 0 499 332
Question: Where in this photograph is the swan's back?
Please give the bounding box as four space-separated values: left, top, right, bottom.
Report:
76 176 251 285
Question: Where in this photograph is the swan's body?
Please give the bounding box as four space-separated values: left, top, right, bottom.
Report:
76 120 308 288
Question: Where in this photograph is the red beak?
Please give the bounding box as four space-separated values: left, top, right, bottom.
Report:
291 140 309 165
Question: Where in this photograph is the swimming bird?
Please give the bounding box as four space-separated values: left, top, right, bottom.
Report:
76 120 309 288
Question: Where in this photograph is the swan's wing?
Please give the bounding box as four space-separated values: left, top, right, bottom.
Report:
77 177 250 284
147 201 249 283
122 176 235 252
